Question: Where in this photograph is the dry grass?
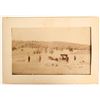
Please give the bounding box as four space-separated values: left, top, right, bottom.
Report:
12 43 90 75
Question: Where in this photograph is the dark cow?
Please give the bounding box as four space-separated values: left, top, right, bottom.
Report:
48 56 58 62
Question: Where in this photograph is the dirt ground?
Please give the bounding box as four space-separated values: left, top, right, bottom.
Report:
12 47 90 75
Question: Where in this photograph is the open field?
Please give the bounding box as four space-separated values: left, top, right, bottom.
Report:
12 41 91 75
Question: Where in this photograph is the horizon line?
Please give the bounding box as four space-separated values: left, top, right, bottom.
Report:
12 40 90 46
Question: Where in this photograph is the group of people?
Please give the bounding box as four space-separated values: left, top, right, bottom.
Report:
27 54 77 63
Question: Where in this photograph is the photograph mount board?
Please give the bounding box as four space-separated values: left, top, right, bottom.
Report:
3 17 99 84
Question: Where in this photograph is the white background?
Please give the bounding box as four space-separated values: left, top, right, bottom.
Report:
0 0 100 100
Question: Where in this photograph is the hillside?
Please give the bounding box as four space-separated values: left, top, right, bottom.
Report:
12 40 90 50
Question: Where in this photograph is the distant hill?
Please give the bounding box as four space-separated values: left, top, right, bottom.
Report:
12 40 90 50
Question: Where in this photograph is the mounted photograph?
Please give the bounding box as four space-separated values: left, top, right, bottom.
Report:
12 27 91 75
3 17 99 84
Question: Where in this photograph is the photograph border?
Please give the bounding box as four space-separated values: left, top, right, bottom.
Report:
2 17 99 84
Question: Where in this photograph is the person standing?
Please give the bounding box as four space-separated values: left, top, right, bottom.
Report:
74 56 76 61
39 55 41 62
28 56 30 62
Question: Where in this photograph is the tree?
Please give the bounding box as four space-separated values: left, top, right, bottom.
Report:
69 47 73 52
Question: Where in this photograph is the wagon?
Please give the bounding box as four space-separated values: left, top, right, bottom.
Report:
60 54 69 62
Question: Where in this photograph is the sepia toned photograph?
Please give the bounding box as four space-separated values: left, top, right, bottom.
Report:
3 17 98 84
12 27 91 75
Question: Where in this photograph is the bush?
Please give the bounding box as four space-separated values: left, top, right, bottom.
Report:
12 47 17 51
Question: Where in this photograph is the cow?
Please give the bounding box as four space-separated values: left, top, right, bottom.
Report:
48 56 58 62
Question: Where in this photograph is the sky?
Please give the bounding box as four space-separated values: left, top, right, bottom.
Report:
12 27 90 45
